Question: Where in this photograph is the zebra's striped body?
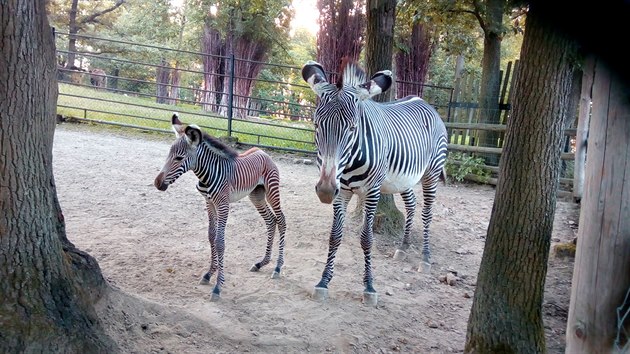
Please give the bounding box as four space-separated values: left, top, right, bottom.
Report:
302 60 447 305
155 114 286 301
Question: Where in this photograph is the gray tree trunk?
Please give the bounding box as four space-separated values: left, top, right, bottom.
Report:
0 1 114 352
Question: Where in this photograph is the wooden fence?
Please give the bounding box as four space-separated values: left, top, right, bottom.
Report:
445 61 578 199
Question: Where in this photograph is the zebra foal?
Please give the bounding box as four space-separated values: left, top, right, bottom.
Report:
302 60 448 306
154 113 287 301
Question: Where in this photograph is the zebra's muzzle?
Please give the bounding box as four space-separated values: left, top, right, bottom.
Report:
315 181 338 204
154 173 169 191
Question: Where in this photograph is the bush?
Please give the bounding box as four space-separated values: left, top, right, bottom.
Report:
445 152 490 182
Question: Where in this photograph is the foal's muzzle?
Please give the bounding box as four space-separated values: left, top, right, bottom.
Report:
154 172 169 191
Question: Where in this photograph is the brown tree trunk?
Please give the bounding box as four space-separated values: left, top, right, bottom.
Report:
364 0 403 236
156 58 171 104
0 1 114 352
65 0 79 70
464 2 577 352
474 0 504 165
316 0 365 82
565 59 630 353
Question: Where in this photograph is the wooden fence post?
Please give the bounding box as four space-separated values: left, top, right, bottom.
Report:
566 59 630 352
573 56 595 202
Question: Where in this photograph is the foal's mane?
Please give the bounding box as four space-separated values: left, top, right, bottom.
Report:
200 131 238 159
336 57 367 89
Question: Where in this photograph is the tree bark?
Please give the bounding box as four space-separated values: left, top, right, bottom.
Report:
364 0 403 236
0 1 114 352
464 2 577 352
565 59 630 353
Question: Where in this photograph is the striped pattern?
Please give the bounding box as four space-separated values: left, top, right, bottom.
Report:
155 117 286 300
304 61 447 299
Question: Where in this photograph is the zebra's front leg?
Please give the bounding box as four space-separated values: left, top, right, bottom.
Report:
313 190 352 301
209 198 230 301
360 188 381 306
200 201 218 285
393 189 416 261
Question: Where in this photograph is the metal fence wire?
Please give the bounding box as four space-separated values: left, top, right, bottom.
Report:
53 31 453 155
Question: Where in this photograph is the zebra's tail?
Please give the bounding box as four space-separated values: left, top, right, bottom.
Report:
439 167 447 185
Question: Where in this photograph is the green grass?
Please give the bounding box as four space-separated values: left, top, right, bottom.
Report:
57 83 316 152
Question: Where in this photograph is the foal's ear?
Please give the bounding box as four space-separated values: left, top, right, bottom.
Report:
184 125 202 147
171 113 185 137
356 70 393 100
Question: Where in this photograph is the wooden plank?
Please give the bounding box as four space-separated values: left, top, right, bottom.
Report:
448 144 502 155
573 56 595 202
566 60 630 353
445 122 507 131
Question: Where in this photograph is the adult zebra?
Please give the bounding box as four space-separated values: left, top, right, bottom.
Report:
154 114 287 301
302 60 448 306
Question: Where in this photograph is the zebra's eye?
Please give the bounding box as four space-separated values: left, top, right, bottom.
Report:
349 125 357 132
313 123 318 130
174 156 184 162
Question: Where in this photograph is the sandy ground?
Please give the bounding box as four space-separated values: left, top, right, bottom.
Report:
52 122 579 353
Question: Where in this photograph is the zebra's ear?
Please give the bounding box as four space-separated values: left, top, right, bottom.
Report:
302 61 328 97
184 125 202 147
172 113 185 138
356 70 393 100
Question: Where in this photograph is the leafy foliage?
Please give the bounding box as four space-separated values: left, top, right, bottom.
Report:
445 152 491 182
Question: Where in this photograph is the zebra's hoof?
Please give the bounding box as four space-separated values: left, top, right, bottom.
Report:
271 271 280 279
199 278 210 285
249 264 260 272
362 291 378 307
210 293 220 302
393 249 407 261
419 261 432 273
312 287 328 301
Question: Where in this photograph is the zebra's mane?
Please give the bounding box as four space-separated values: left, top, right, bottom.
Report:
198 129 238 160
336 58 366 89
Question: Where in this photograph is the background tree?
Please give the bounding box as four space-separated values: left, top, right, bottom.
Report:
316 0 365 81
0 0 114 352
196 0 294 118
363 0 403 235
464 1 578 351
48 0 126 70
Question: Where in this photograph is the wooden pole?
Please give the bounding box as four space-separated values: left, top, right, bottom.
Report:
566 59 630 352
572 56 595 202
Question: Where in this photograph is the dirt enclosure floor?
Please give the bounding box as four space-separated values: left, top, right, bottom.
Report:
53 123 580 353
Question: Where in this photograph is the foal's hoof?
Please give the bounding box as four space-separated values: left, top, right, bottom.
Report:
249 264 260 272
210 292 221 302
393 249 407 261
271 270 280 279
362 291 378 307
199 277 210 285
419 261 432 273
312 287 328 301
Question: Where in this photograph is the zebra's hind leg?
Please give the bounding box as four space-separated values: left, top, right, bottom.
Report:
248 186 278 278
267 184 286 280
419 172 441 273
200 201 218 285
313 190 352 302
393 189 417 261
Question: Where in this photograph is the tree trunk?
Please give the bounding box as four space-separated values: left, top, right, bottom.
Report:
565 59 630 353
474 0 504 165
364 0 403 236
156 58 170 104
0 1 114 352
464 3 577 352
65 0 79 70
